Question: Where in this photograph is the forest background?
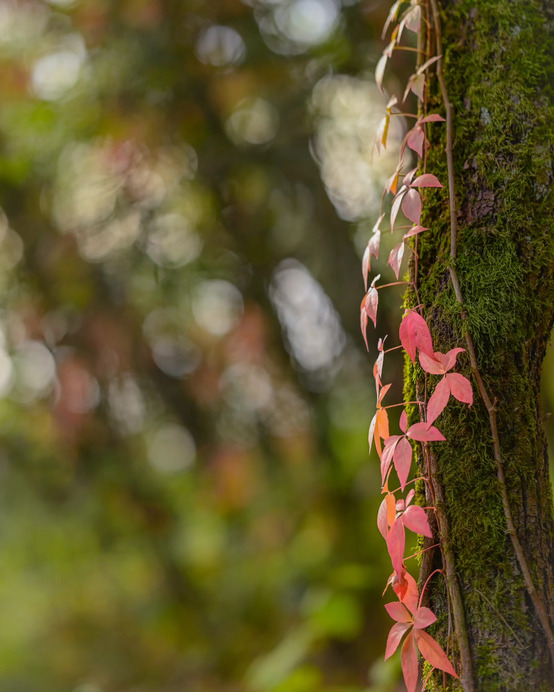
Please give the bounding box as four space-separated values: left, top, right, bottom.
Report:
0 1 552 691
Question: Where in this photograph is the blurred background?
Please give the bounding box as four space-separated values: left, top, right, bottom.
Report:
0 1 551 691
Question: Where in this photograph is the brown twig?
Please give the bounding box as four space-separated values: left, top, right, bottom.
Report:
428 0 554 672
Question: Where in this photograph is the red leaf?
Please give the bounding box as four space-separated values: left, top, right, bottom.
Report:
406 126 425 157
387 518 405 577
405 488 415 507
426 376 450 425
446 373 473 405
413 606 437 630
442 347 465 372
395 569 419 613
402 188 422 225
401 631 419 692
375 53 388 92
390 188 406 232
419 113 445 124
411 173 443 188
385 622 411 660
407 422 446 442
419 350 445 375
399 310 434 363
388 242 405 279
415 630 459 678
381 435 401 483
399 409 408 433
385 601 412 623
386 491 397 527
363 286 379 328
403 224 428 240
394 437 413 490
402 505 432 538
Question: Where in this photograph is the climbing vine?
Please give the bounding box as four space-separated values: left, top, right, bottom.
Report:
362 1 554 690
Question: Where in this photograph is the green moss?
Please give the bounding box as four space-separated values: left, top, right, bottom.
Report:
403 0 554 689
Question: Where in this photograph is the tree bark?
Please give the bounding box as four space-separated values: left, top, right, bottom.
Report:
406 1 554 689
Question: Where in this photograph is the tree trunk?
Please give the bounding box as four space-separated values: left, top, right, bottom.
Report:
406 1 554 689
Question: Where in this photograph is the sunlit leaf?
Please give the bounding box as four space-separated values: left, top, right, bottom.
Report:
402 504 432 538
385 622 411 660
401 631 419 692
426 376 450 425
446 373 473 404
415 630 459 678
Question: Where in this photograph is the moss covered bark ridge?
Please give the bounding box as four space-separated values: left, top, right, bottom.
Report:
404 1 554 689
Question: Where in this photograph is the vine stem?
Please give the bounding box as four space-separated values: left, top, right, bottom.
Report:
429 0 554 672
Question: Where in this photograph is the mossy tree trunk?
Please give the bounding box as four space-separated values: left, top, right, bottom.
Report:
405 1 554 689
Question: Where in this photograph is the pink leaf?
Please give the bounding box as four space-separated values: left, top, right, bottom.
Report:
373 350 385 396
385 622 411 660
403 224 428 240
426 376 450 425
402 505 433 538
446 373 473 405
415 630 459 678
419 113 445 124
403 4 421 33
368 230 381 261
394 437 413 490
442 347 465 372
399 409 408 433
385 601 412 623
413 606 437 630
368 412 377 453
404 72 425 102
405 488 415 507
362 247 370 291
372 213 385 236
375 53 388 92
399 310 434 363
377 496 389 539
406 126 425 157
402 188 422 224
388 242 405 279
360 308 369 351
381 436 401 483
387 518 405 577
407 422 446 442
362 286 379 328
401 631 419 692
403 168 418 187
417 54 441 75
390 188 406 232
419 350 445 375
381 0 402 39
411 173 443 188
